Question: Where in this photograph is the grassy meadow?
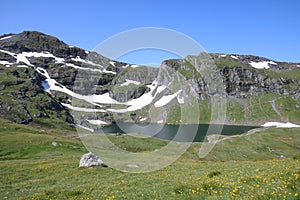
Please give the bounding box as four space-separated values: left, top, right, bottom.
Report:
0 119 299 199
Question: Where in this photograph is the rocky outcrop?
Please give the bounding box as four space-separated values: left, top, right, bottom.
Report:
0 31 299 127
0 31 87 59
164 55 300 99
79 152 106 167
220 66 299 98
110 85 151 102
0 66 73 125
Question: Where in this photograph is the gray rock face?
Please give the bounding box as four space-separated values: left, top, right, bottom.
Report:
0 31 299 127
164 56 300 99
219 66 299 98
79 152 105 167
0 31 87 59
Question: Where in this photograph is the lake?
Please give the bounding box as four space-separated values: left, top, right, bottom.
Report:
97 122 259 142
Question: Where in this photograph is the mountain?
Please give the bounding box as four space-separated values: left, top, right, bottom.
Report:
0 31 299 131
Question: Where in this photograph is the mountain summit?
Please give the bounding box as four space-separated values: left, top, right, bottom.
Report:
0 31 299 130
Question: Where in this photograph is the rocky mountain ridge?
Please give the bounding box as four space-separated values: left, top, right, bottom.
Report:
0 31 299 130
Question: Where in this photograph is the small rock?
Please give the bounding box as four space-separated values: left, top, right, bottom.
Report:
52 141 57 147
79 152 106 167
275 154 285 159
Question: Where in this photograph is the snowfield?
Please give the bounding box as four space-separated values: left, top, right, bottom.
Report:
65 63 116 74
230 55 239 60
71 56 104 68
38 64 170 114
108 83 158 113
86 119 108 125
0 35 13 40
262 122 300 128
109 61 115 66
0 60 13 66
249 61 277 69
107 82 169 113
0 49 115 75
0 50 65 66
36 67 51 79
154 90 182 107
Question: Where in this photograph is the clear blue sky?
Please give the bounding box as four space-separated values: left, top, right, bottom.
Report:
1 0 300 64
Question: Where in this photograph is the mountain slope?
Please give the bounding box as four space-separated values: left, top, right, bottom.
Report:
0 31 299 130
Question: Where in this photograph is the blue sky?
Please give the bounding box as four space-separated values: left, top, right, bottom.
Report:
1 0 300 64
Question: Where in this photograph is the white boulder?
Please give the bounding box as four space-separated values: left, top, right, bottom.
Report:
79 152 105 167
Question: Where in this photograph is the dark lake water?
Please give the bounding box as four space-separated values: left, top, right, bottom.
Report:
97 122 259 142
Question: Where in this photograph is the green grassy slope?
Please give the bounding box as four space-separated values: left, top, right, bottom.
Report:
0 119 299 199
0 119 86 161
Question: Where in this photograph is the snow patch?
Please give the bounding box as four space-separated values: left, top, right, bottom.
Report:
109 91 153 113
109 61 115 66
72 56 103 68
0 35 13 40
124 83 157 111
42 77 120 106
108 82 159 113
92 93 120 104
297 64 300 68
42 77 170 113
120 79 140 86
155 85 167 94
122 64 130 68
131 64 139 68
16 53 33 66
0 49 16 57
140 118 147 121
0 60 13 66
20 52 65 64
42 79 67 94
66 63 102 73
249 61 276 69
154 90 182 108
36 67 51 79
0 50 65 65
86 119 107 125
220 54 227 57
230 55 239 60
268 61 277 65
65 63 116 74
61 103 106 113
103 69 116 74
262 122 300 128
177 95 184 104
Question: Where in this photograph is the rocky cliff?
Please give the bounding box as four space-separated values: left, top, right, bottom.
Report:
0 31 299 130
